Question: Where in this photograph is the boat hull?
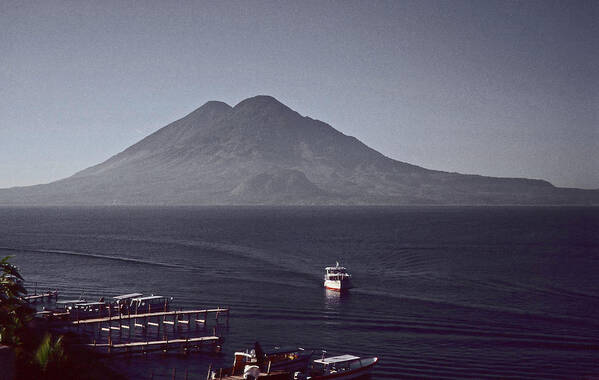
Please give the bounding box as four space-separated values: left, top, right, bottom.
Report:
324 279 352 291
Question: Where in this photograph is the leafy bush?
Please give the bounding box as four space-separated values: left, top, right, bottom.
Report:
0 256 34 347
34 333 66 375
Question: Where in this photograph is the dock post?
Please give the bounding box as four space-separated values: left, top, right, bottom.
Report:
206 363 212 380
108 304 112 341
226 309 229 327
128 307 132 338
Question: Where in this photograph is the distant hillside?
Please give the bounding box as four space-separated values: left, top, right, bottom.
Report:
1 95 597 205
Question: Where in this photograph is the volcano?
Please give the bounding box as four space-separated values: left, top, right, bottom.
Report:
1 95 597 205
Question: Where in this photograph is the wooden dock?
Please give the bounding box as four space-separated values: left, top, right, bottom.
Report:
31 288 231 358
71 308 229 326
23 290 58 302
86 335 222 355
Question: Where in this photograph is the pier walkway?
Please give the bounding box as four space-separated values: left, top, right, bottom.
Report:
71 308 229 326
23 290 58 302
85 335 221 354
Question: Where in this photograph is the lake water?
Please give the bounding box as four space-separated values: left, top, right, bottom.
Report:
1 206 598 379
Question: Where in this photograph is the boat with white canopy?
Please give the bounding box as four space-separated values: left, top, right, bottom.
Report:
323 262 352 291
302 354 378 379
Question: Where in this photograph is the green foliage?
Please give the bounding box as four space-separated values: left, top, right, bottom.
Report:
34 333 66 374
0 256 34 346
0 256 123 379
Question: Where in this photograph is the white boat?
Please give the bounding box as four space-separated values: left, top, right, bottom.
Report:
113 292 143 305
55 299 86 312
130 295 171 313
70 301 106 318
113 292 143 313
302 354 378 379
324 262 352 291
227 343 313 376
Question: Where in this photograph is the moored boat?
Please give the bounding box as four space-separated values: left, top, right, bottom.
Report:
71 301 106 317
130 295 171 313
113 292 143 313
257 344 313 373
55 299 86 312
301 354 378 379
323 262 352 291
218 342 313 379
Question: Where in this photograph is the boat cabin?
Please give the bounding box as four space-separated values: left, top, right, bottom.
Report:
55 299 86 311
232 352 254 375
113 292 143 311
324 263 351 281
130 295 170 313
264 346 312 367
71 301 106 316
113 292 143 303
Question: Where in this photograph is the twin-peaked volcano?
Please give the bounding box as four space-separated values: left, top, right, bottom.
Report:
1 95 597 205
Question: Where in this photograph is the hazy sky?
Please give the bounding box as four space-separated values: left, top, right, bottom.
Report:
1 0 597 189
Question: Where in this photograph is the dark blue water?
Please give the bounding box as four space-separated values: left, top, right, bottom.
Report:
1 206 598 379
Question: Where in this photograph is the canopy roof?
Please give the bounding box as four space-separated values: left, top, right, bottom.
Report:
113 292 143 300
314 355 360 365
132 295 165 302
56 299 86 304
75 302 105 306
325 262 348 271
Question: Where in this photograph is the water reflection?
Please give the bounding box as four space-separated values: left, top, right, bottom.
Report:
324 288 351 309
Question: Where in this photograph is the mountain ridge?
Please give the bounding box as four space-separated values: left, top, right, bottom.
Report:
1 95 597 205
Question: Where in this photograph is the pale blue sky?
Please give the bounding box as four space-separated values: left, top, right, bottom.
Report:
1 0 597 189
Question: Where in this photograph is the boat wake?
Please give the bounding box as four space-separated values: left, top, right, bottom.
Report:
0 246 185 270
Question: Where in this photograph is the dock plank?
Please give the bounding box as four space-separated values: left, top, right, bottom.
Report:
70 308 228 325
24 291 58 302
86 336 220 349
